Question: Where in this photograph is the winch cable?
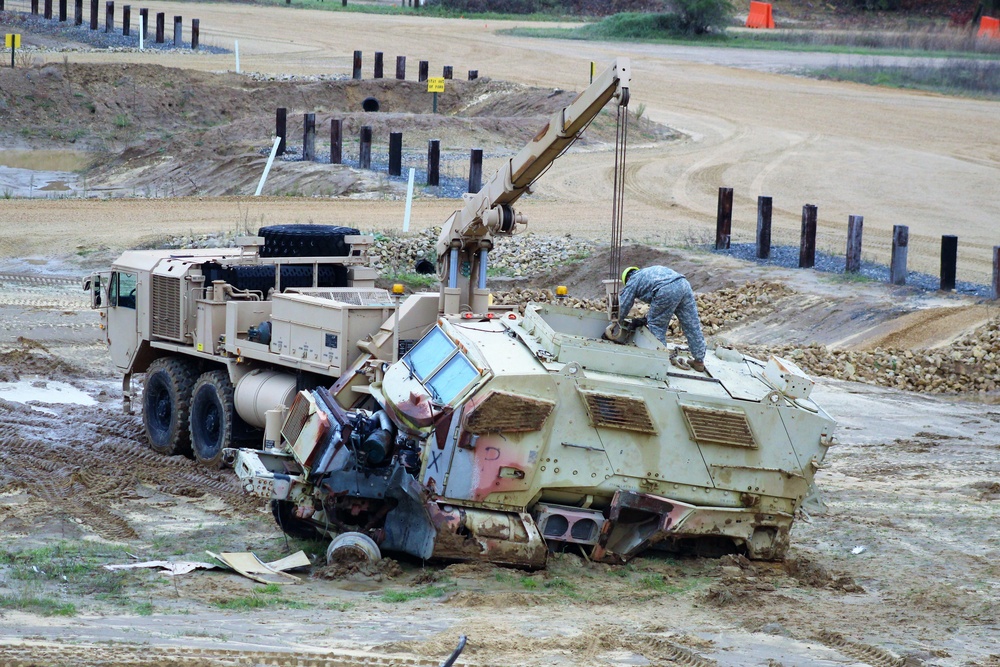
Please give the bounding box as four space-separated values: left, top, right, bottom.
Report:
609 97 629 317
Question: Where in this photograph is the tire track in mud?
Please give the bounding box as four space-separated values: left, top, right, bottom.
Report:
0 399 252 542
0 643 458 667
814 631 908 667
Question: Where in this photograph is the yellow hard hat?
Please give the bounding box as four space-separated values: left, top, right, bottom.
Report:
621 266 639 284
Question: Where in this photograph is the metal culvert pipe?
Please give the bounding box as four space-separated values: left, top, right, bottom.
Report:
362 97 380 112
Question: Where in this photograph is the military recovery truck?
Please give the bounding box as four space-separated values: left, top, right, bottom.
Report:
90 59 835 568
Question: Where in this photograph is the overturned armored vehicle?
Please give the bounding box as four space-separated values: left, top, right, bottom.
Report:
227 58 836 567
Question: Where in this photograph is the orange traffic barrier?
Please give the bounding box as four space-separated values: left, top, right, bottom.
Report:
746 1 775 29
978 16 1000 39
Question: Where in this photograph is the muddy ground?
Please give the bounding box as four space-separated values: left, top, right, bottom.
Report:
1 5 1000 667
0 245 998 667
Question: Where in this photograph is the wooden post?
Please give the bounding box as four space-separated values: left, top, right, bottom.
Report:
374 52 383 79
418 60 428 82
359 126 372 169
846 215 863 274
940 234 957 291
342 0 346 5
330 119 342 165
32 0 39 15
104 1 112 33
715 187 733 250
302 113 316 162
389 132 402 176
173 15 182 47
352 50 362 80
44 0 51 20
443 65 453 79
395 56 406 80
121 4 129 35
468 70 478 80
75 0 82 24
427 139 440 186
139 7 147 39
468 149 483 193
90 0 98 29
992 246 1000 300
155 12 164 43
756 195 772 260
59 0 67 21
890 224 909 285
190 18 199 49
799 204 817 269
275 108 287 156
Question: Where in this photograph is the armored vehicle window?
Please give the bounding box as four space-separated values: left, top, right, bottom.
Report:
404 326 455 381
426 353 478 404
111 271 137 309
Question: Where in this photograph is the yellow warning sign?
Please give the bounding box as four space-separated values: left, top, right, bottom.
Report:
426 77 445 93
5 34 22 49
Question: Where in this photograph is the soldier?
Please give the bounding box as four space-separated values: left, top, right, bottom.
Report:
619 265 706 372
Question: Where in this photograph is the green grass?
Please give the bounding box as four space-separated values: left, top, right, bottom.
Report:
212 585 311 611
504 12 1000 60
638 573 670 592
381 271 439 290
0 594 77 617
134 601 154 616
380 585 447 603
811 60 1000 99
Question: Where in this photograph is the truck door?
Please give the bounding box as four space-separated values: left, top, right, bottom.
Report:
107 270 140 371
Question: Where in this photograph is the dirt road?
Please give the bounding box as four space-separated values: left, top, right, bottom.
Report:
6 4 998 282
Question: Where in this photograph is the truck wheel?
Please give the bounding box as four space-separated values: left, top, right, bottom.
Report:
257 225 359 258
189 370 235 469
142 357 197 456
270 500 321 540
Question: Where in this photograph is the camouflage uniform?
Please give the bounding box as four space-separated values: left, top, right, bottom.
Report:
618 266 706 362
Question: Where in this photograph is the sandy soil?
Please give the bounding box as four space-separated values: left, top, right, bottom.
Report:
7 3 1000 282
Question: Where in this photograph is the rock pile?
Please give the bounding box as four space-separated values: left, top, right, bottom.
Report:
368 228 596 278
746 321 1000 395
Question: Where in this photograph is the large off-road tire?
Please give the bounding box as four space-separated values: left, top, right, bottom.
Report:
189 370 235 469
257 224 360 258
270 500 321 540
142 357 197 456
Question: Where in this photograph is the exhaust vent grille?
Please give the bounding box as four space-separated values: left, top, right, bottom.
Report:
281 391 314 447
287 288 391 306
578 389 656 434
464 391 555 434
150 274 182 341
681 405 757 448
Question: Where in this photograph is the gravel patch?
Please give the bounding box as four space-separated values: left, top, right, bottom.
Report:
1 10 229 53
715 242 991 298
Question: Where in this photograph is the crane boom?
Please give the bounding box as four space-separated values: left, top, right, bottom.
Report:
436 58 631 315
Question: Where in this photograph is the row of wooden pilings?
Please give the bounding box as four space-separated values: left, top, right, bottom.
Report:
714 187 1000 299
15 0 201 48
275 109 484 192
350 51 479 82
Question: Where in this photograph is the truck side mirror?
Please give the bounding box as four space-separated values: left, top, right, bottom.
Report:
84 274 103 308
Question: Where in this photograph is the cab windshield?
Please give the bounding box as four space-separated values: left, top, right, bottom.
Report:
402 326 480 404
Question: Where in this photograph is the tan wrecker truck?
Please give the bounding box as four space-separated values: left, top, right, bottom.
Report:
89 59 835 568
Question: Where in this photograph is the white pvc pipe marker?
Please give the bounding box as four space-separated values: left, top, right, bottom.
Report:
255 136 281 197
235 40 240 73
403 167 415 232
139 16 144 50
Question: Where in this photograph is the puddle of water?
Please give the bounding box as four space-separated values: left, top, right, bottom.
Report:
0 379 96 406
0 150 92 172
0 150 92 198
